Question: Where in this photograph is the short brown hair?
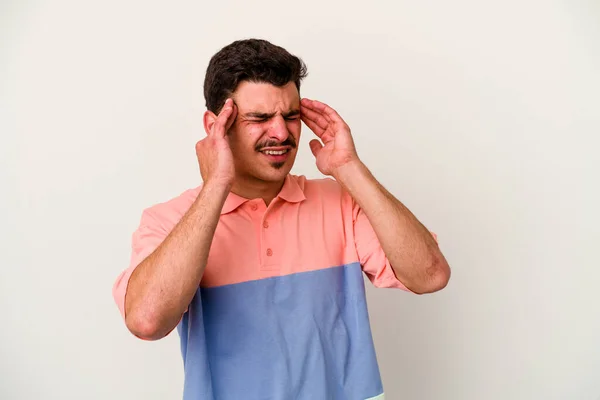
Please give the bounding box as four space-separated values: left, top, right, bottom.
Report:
203 39 308 113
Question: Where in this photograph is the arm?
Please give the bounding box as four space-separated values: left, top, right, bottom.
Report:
300 98 450 294
125 182 229 340
124 98 238 340
334 160 450 294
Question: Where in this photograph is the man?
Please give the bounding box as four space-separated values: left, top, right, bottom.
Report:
113 38 450 400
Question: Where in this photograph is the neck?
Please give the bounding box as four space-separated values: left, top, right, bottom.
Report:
230 175 286 206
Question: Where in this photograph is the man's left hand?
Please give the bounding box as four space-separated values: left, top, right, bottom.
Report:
300 98 360 177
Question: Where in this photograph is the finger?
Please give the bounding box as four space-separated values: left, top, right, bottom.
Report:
301 115 324 138
225 103 238 131
213 99 234 137
302 114 337 144
300 106 328 135
309 139 323 158
300 98 331 123
301 98 343 124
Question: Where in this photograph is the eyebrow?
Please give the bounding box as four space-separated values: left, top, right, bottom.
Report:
244 109 300 119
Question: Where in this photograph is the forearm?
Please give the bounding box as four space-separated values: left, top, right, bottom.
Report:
125 181 230 339
334 161 450 294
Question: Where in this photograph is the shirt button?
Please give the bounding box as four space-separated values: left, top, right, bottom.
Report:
266 248 273 257
251 204 258 211
263 221 269 228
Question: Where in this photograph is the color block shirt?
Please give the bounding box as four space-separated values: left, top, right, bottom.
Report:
113 174 414 400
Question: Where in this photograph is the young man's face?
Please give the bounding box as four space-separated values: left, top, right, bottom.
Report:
228 81 302 184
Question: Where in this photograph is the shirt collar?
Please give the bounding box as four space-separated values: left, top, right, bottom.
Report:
220 192 249 215
277 174 306 204
220 174 306 215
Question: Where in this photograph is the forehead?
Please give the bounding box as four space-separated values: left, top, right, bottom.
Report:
232 81 299 112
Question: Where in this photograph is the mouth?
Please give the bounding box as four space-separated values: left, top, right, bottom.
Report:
259 147 292 162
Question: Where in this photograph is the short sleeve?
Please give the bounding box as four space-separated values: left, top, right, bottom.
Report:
112 210 168 320
352 200 412 291
352 197 439 292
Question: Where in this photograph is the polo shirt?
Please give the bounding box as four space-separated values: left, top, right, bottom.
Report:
113 174 416 400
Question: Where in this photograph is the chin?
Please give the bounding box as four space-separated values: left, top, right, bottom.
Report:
261 168 291 182
256 162 294 182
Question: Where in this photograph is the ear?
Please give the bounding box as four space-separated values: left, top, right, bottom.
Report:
203 110 218 136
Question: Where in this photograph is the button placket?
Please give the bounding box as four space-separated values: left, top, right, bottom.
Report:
260 207 279 271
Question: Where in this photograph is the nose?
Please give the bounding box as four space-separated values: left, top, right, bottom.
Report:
267 115 289 143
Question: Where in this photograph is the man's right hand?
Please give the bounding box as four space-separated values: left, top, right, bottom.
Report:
124 99 238 340
196 98 238 187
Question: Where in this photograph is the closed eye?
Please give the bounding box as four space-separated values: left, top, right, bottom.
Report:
244 110 300 122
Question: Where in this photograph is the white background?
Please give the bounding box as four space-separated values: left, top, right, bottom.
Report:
1 0 599 399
